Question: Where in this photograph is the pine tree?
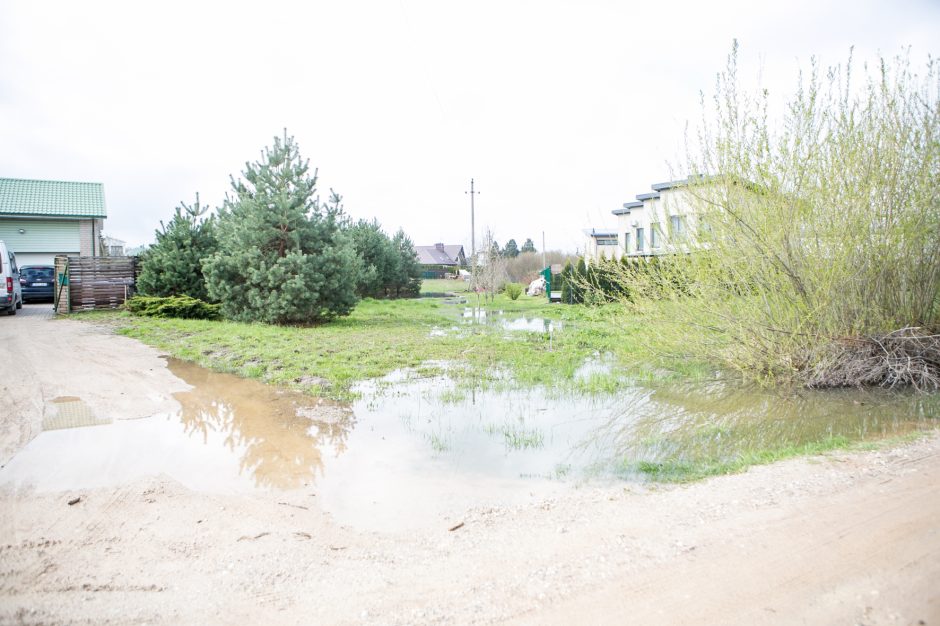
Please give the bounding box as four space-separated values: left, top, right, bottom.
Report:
390 229 422 297
503 238 520 258
560 261 574 304
202 131 361 324
137 193 218 301
348 219 400 298
574 257 588 304
520 238 536 254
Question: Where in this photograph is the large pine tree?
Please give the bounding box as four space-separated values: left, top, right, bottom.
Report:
202 131 361 324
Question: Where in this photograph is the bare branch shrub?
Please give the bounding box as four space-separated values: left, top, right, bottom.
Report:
474 228 509 302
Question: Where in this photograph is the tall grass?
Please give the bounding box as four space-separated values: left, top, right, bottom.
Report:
609 45 940 389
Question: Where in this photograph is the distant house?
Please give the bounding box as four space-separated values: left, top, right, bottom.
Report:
0 177 107 265
584 177 708 264
415 243 467 278
101 235 126 257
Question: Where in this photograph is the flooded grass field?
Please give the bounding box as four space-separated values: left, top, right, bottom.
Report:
5 299 936 531
3 342 936 529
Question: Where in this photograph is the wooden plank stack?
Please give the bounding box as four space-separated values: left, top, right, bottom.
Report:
67 256 139 311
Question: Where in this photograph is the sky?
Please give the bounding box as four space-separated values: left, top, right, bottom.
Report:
1 0 938 254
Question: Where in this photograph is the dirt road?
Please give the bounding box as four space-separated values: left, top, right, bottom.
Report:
1 308 937 625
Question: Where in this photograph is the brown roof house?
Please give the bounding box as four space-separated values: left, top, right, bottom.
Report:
414 243 467 278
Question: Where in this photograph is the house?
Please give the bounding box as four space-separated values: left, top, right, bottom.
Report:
415 243 467 278
0 177 107 266
102 235 126 256
583 177 708 264
582 228 621 262
612 178 703 259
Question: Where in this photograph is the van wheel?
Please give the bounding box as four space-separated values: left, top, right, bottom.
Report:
6 305 15 316
15 297 22 309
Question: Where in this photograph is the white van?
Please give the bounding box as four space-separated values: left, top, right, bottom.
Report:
0 240 23 315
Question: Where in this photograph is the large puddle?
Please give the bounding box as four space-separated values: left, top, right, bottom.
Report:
2 356 937 530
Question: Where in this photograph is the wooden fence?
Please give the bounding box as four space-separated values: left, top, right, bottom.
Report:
54 255 139 313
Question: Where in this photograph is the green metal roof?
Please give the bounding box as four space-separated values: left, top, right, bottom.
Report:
0 177 107 218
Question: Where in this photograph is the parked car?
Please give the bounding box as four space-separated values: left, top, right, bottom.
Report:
20 265 55 303
0 240 23 315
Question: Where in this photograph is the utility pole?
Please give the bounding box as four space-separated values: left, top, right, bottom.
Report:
542 231 546 270
465 178 479 266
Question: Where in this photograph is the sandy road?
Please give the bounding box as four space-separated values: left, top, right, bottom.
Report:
0 308 937 625
0 305 187 466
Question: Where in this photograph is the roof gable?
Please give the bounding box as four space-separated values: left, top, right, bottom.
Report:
0 178 107 218
415 244 465 265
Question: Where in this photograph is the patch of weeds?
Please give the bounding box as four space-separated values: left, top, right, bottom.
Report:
439 387 468 405
502 425 545 450
622 431 935 483
427 432 451 453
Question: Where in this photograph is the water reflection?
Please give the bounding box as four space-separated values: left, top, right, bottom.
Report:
594 382 940 471
0 359 353 493
169 359 353 490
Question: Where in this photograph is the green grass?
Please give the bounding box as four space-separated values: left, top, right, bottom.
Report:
626 431 930 483
420 278 470 295
78 295 708 401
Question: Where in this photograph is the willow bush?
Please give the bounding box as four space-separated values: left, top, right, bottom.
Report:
607 45 940 389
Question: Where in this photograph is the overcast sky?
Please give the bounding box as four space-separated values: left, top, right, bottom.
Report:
1 0 938 253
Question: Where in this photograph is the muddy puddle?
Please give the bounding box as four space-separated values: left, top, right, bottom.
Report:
2 357 937 530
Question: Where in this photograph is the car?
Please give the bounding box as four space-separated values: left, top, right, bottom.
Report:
0 240 23 315
19 265 55 303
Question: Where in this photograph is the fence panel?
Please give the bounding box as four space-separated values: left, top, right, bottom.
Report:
66 256 138 312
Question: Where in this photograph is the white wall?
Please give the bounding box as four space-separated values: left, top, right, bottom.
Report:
616 186 701 257
583 233 621 263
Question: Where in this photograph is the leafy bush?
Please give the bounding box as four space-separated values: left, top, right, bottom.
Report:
504 283 523 300
125 295 221 320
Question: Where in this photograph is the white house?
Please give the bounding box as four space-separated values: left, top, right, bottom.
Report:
582 228 621 262
585 177 705 263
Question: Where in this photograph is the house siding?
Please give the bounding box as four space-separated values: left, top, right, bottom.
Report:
0 218 81 254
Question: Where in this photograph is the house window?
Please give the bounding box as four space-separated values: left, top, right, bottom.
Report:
596 236 618 246
636 228 645 252
669 215 685 240
623 233 630 253
650 223 660 249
